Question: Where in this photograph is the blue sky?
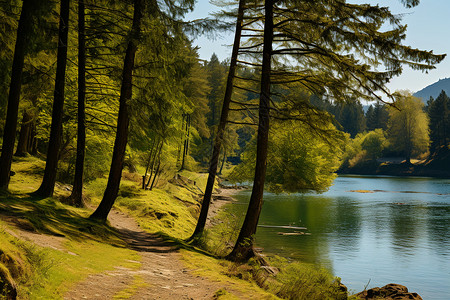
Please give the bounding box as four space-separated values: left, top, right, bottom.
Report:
186 0 450 94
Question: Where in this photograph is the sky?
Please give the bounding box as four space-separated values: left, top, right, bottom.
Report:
185 0 450 94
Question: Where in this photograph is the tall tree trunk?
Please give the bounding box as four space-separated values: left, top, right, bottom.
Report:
68 0 86 206
34 0 71 197
90 0 142 221
227 0 273 262
188 0 245 240
146 140 163 189
0 0 34 189
143 139 156 189
180 113 190 170
14 110 33 157
29 121 37 154
150 149 162 190
218 147 226 175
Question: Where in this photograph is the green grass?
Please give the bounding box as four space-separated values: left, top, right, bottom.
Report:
180 250 279 300
112 275 148 299
1 157 142 299
1 156 351 300
21 240 140 299
0 219 141 299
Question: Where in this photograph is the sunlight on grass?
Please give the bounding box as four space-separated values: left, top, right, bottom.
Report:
113 275 148 299
180 250 279 300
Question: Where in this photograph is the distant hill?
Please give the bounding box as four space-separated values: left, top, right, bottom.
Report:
413 77 450 102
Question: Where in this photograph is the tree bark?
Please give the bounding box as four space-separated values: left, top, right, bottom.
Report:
188 0 245 241
90 0 142 221
149 152 161 190
14 110 33 157
146 140 162 189
227 0 273 262
180 113 190 170
68 0 86 207
34 0 71 197
218 147 226 175
143 139 156 189
0 0 34 189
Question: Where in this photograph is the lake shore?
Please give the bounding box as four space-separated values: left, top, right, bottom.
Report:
339 160 450 178
206 186 245 228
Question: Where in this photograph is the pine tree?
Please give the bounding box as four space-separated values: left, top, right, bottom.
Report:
67 0 86 207
428 90 449 155
34 0 71 197
189 0 246 241
0 0 36 189
90 0 143 221
226 0 444 261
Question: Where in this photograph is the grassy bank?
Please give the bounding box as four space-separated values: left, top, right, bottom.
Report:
1 156 349 299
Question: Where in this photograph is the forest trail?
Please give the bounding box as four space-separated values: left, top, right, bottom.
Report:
63 209 238 299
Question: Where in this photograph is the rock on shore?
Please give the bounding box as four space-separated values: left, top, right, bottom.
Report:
355 283 422 300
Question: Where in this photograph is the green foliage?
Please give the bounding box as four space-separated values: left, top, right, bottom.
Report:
366 102 389 132
361 129 388 160
265 257 347 300
387 92 430 161
427 91 450 155
230 120 345 193
342 129 388 169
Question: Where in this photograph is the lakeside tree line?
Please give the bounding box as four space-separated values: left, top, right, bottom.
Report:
0 0 446 261
310 90 450 168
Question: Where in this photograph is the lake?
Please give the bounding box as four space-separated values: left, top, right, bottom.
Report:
227 175 450 299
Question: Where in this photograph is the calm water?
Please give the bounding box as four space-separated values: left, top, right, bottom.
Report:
227 175 450 299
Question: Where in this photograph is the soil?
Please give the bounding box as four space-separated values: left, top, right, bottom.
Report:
65 210 234 300
4 188 249 299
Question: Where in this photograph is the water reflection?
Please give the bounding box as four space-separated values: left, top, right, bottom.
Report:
227 175 450 299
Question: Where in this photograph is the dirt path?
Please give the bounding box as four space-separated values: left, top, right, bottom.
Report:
64 209 239 300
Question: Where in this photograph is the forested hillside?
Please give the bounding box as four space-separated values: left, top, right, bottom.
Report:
0 0 448 298
414 77 450 101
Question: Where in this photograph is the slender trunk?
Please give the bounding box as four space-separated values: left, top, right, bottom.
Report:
176 116 184 167
150 149 162 190
68 0 86 206
185 114 190 158
90 0 142 221
189 0 245 240
15 110 33 157
146 140 162 189
0 0 34 189
35 0 71 197
143 139 156 189
227 0 273 262
29 121 37 154
180 114 189 170
218 147 226 175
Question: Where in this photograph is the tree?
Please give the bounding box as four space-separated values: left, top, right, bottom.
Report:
189 0 246 241
67 0 86 207
90 0 143 221
428 90 449 155
34 0 71 197
0 0 36 189
387 92 429 163
361 129 388 160
227 0 273 261
226 0 444 261
230 119 345 193
333 101 366 138
366 102 389 131
206 53 227 155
